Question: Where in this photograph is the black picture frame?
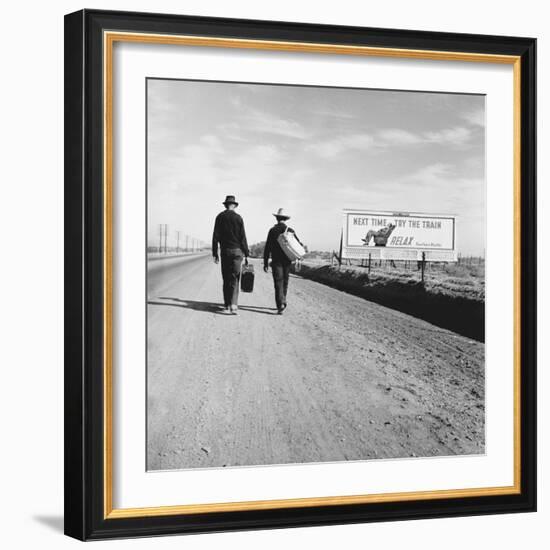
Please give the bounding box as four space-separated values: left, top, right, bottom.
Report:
64 8 536 541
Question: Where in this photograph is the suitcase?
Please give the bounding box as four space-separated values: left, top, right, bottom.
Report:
277 227 306 261
240 263 255 292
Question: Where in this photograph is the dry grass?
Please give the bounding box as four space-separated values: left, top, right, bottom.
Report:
301 260 484 302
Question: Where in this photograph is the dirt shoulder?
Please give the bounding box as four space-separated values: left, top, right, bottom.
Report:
295 262 485 341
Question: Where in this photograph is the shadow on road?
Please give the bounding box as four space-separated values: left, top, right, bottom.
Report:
238 305 277 315
149 297 277 315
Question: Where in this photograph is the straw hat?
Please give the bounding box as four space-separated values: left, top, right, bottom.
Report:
273 208 290 220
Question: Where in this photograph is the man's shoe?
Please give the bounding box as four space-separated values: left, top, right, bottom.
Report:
277 308 283 315
231 305 238 315
280 303 287 312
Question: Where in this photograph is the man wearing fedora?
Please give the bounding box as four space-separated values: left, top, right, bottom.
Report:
263 208 303 315
212 195 249 314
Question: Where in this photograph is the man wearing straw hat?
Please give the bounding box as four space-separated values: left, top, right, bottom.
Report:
263 208 304 315
212 195 249 314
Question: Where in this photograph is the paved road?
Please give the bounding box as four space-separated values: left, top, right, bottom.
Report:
147 254 484 470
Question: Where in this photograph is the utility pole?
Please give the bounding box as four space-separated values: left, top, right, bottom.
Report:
163 224 168 254
176 231 181 252
158 224 163 253
185 235 189 252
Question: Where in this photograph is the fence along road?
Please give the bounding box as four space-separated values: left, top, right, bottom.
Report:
147 254 484 470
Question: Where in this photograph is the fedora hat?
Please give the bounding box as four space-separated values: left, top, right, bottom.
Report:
273 208 290 220
222 195 239 206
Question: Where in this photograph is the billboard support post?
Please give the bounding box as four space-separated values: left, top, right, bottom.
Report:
338 229 343 269
368 253 371 274
421 251 426 283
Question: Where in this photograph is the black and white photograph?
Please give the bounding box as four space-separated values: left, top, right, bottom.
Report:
146 78 486 471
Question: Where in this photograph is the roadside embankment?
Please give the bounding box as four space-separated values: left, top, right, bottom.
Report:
147 252 210 274
293 263 485 341
148 251 209 262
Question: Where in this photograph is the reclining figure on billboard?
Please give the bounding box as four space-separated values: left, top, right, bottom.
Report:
362 223 396 247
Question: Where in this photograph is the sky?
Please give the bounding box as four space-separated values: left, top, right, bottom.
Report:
147 79 485 255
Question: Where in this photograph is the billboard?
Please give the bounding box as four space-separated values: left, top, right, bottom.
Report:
342 210 457 261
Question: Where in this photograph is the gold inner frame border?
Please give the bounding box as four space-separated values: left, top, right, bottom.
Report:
102 30 522 519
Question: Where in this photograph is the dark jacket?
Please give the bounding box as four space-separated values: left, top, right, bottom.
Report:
212 210 249 259
263 222 303 268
